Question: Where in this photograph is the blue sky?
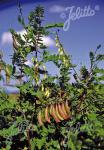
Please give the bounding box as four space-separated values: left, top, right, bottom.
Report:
0 0 104 93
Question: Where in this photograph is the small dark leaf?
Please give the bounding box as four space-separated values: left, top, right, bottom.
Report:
97 44 101 49
89 51 94 61
96 54 104 61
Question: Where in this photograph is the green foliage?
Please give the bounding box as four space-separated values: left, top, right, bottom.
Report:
0 5 104 150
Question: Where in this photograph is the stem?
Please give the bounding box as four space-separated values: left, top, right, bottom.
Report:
26 129 31 150
72 66 81 82
77 88 87 113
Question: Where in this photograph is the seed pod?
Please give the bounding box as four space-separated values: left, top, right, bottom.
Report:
37 111 44 126
50 104 61 123
45 106 51 123
55 103 64 121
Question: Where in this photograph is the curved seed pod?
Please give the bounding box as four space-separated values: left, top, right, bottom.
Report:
12 35 20 50
0 65 2 74
55 104 64 121
5 66 10 76
34 63 39 84
49 104 53 114
58 103 68 120
44 88 50 98
45 106 51 123
41 84 44 92
5 65 11 84
37 111 44 126
64 101 70 113
58 48 64 55
6 75 10 84
50 104 61 123
64 101 71 119
61 102 70 119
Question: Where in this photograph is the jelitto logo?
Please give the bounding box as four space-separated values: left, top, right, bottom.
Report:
60 5 100 31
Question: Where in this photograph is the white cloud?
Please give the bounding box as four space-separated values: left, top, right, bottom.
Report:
1 30 55 47
42 36 55 47
1 32 12 45
1 30 26 45
49 5 65 13
18 30 55 47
